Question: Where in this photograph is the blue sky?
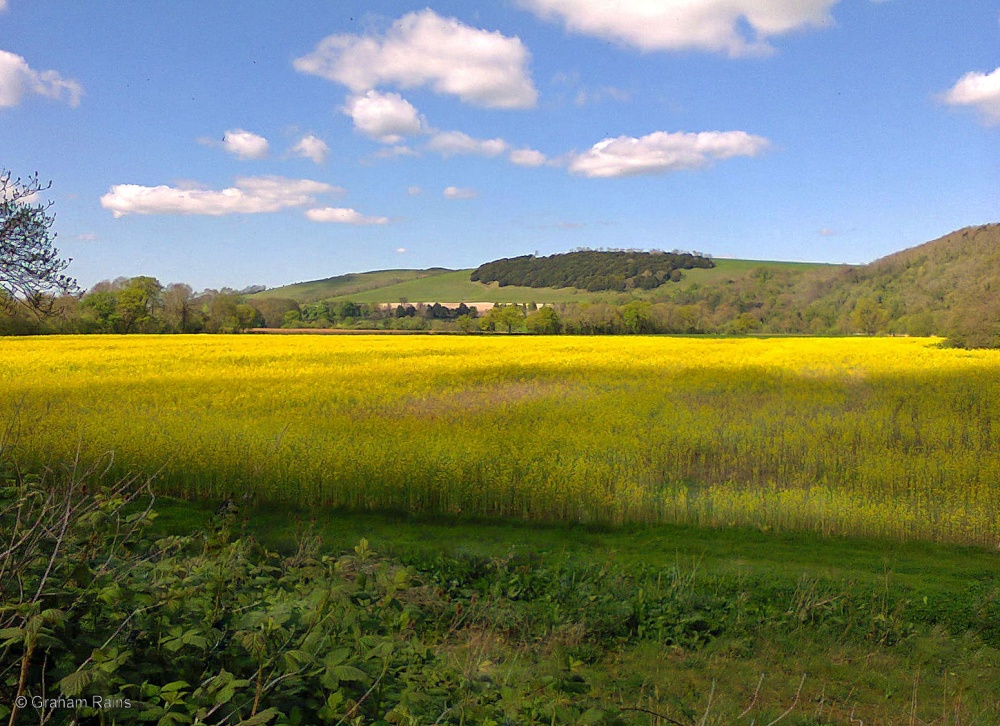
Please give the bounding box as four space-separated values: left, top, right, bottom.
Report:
2 1 997 291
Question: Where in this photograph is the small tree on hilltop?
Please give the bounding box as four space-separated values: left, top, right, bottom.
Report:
0 170 76 314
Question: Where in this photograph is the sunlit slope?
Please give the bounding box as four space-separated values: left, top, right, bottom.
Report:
253 268 454 303
318 260 839 304
3 335 999 545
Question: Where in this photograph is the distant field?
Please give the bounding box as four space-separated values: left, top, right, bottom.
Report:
3 334 998 545
256 259 845 305
671 257 845 289
325 269 608 304
253 268 453 303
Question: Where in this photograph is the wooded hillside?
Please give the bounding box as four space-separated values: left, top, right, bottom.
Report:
470 250 714 292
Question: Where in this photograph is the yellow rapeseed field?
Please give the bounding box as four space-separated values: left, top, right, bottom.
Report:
2 334 999 544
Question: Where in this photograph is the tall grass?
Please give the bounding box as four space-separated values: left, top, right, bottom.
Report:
2 335 999 544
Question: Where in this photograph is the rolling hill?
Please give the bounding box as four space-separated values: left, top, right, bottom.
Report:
257 259 840 306
250 268 453 304
250 223 1000 343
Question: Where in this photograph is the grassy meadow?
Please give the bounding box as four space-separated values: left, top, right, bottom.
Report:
3 334 999 545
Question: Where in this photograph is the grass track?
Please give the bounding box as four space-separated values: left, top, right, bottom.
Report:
149 496 1000 724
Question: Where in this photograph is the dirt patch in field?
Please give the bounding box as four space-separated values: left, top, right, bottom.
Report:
388 380 575 419
249 328 452 335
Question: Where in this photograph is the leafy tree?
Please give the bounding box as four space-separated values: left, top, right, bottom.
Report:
621 301 653 334
455 314 476 333
850 296 888 335
248 297 299 329
79 289 119 332
115 276 163 333
162 282 199 332
730 312 761 335
480 304 524 333
525 306 562 335
0 170 76 313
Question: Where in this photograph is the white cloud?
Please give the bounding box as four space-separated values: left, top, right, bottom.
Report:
427 130 507 157
75 232 98 241
306 207 389 225
942 67 1000 124
101 176 341 217
222 129 269 160
443 186 477 199
294 9 538 108
0 49 83 108
567 130 770 178
518 0 839 56
395 247 408 253
343 90 424 143
371 145 419 160
0 2 8 12
407 186 422 196
509 148 548 167
291 134 330 163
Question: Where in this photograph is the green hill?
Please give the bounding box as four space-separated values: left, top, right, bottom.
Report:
248 223 1000 345
648 223 1000 339
252 268 453 304
264 259 834 306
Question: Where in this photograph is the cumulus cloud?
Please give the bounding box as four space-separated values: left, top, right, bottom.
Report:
443 186 477 199
508 148 548 167
291 134 330 163
407 186 423 196
101 176 341 217
294 9 538 108
343 90 424 142
518 0 839 56
567 130 770 178
0 49 83 108
427 130 507 157
222 129 269 159
306 207 389 225
942 67 1000 124
371 145 419 160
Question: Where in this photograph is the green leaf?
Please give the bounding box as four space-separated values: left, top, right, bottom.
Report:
322 647 350 668
332 665 367 682
0 627 24 647
159 681 190 693
59 669 95 697
234 707 280 725
156 713 192 726
282 648 314 671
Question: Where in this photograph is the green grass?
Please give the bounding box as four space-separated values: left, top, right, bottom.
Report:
150 497 1000 724
252 267 453 303
252 259 845 306
152 497 998 599
670 257 846 290
329 260 845 304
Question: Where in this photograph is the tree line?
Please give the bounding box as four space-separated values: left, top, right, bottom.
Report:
470 249 714 292
0 272 987 341
2 169 998 345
